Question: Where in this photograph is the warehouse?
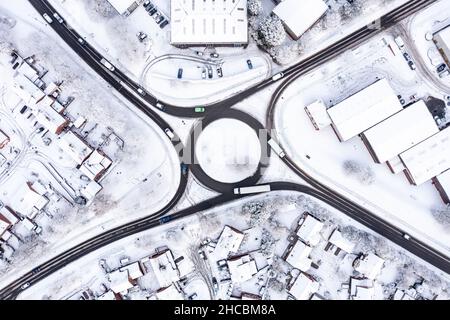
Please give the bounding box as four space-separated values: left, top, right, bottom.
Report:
170 0 248 46
399 126 450 185
106 0 139 17
433 25 450 65
327 79 403 142
361 100 439 164
433 169 450 204
273 0 328 40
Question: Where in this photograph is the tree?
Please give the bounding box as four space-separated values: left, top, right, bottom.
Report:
248 0 263 16
430 205 450 230
343 160 375 185
258 15 286 48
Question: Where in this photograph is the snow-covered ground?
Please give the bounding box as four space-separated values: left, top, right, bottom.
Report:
196 118 262 184
18 191 450 300
0 1 181 288
273 30 450 256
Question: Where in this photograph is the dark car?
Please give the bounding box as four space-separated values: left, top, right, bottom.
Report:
207 66 213 79
154 14 164 24
210 52 219 58
20 106 28 114
145 4 154 12
148 8 157 15
32 267 41 275
143 0 152 8
159 20 169 29
403 52 410 61
177 68 183 79
217 67 223 77
247 59 253 69
437 63 447 73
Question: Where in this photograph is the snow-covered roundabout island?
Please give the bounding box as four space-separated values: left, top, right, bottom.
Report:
195 118 262 185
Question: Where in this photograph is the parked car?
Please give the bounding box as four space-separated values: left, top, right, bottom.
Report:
177 68 183 79
201 68 207 79
160 19 169 28
145 4 154 12
154 13 164 24
207 66 213 79
136 32 147 42
247 59 253 69
143 0 152 8
165 128 175 139
217 67 223 78
403 52 411 61
212 277 219 292
210 52 219 58
148 8 157 15
195 51 204 56
408 60 416 70
437 63 446 73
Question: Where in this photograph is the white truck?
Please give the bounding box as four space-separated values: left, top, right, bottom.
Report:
100 58 115 72
268 139 285 158
234 185 271 195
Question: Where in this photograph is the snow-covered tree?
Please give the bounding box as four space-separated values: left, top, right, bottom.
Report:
248 0 263 16
269 42 302 65
84 0 118 19
258 15 286 48
430 205 450 230
343 160 375 185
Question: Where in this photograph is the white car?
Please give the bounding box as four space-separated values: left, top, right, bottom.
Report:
100 58 115 72
165 128 175 140
53 12 64 24
272 72 284 81
403 233 411 240
137 88 145 96
42 13 53 24
21 282 31 290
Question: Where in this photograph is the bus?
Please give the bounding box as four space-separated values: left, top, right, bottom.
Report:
234 185 271 195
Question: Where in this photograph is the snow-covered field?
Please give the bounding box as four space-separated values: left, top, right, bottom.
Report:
273 30 450 256
0 1 180 288
18 191 450 300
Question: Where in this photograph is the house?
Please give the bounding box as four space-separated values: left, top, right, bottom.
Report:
285 239 312 272
141 249 180 288
170 0 248 47
296 213 324 246
0 130 9 149
353 253 385 280
328 229 355 254
273 0 328 40
12 73 46 105
0 206 19 225
241 292 262 300
399 126 450 186
327 79 403 142
433 169 450 204
79 150 113 181
16 182 49 219
33 97 69 135
108 269 134 295
97 290 116 300
304 100 331 130
155 283 184 300
0 213 11 239
227 254 258 284
80 181 103 201
349 277 374 300
213 225 245 260
361 100 439 164
433 25 450 65
58 131 93 165
106 0 139 16
288 272 319 300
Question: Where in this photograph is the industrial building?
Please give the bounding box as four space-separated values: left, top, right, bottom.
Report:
433 25 450 65
170 0 248 46
273 0 328 40
106 0 140 17
361 100 439 164
399 126 450 185
327 79 403 142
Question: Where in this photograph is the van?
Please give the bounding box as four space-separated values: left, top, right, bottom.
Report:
100 58 115 72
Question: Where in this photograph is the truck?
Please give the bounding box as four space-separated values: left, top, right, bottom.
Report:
100 58 115 72
234 185 271 195
268 139 285 158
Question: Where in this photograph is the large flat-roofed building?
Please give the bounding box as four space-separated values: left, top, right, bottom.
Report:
106 0 140 16
170 0 248 46
361 100 439 164
399 126 450 185
433 25 450 65
433 169 450 204
327 79 403 142
273 0 328 40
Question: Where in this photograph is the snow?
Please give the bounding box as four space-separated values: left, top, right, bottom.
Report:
354 253 385 280
285 240 312 272
213 225 245 260
272 0 328 40
399 126 450 185
328 229 355 254
106 0 138 16
273 30 450 255
296 214 324 246
361 100 439 164
288 272 319 300
195 118 261 183
326 78 403 142
170 0 248 45
228 255 258 284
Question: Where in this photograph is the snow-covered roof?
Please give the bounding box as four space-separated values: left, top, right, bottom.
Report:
21 217 36 231
79 150 112 181
304 100 331 130
289 272 319 300
362 100 439 163
213 225 244 260
33 98 68 135
170 0 248 45
354 253 385 280
155 284 184 300
327 79 403 142
106 0 138 15
273 0 328 40
227 254 258 284
109 269 133 294
328 229 355 253
16 183 49 218
97 290 116 300
147 249 180 289
297 214 323 246
349 277 373 297
58 131 93 165
0 214 11 236
80 181 103 201
12 73 45 105
16 61 40 82
0 206 19 225
353 286 375 300
286 240 312 272
0 130 9 147
120 262 144 280
399 127 450 185
434 26 450 62
434 169 450 200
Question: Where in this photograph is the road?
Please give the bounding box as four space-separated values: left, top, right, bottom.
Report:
0 0 445 299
